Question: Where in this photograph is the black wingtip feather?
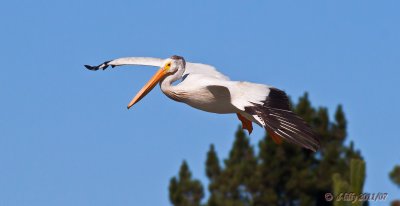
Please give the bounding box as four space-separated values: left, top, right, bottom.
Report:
245 87 321 152
84 65 98 71
84 61 112 71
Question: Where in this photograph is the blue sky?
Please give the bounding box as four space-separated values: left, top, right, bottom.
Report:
1 1 399 205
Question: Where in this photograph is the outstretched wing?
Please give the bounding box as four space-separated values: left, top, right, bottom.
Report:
184 63 230 80
85 57 230 80
84 57 164 70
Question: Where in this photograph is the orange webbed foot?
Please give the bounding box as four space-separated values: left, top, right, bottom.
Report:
236 113 253 134
266 128 283 144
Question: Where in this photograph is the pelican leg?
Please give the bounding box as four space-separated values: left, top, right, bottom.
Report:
236 113 253 134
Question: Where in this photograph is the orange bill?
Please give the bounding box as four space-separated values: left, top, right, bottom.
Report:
127 67 167 109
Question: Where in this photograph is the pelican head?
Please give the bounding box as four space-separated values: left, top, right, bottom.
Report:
166 55 186 74
127 55 186 109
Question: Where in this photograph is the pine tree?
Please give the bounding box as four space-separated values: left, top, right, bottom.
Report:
308 101 361 205
206 144 221 206
169 161 204 206
205 128 258 206
389 165 400 206
390 165 400 187
332 159 366 206
169 93 364 206
255 93 362 205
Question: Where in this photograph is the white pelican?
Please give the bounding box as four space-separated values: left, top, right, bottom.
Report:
85 55 320 152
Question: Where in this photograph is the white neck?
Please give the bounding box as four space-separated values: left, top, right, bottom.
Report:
159 71 184 101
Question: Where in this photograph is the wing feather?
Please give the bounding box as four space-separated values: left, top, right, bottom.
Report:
85 57 230 81
184 63 230 80
242 88 320 152
84 57 164 71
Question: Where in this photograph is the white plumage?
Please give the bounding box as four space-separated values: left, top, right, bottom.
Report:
85 55 320 152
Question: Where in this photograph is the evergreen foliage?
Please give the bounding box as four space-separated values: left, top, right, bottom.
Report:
169 93 363 206
390 165 400 206
332 159 366 206
391 200 400 206
389 165 400 187
169 161 204 206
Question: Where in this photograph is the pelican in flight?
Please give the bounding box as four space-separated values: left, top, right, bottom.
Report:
85 55 320 151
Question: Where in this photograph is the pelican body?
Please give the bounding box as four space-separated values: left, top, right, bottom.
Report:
85 55 320 151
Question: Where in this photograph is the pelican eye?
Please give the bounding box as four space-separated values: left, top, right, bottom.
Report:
165 62 172 70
